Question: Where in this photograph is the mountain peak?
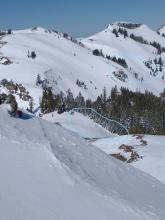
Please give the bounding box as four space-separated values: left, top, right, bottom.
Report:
12 26 48 34
108 21 142 30
31 26 47 32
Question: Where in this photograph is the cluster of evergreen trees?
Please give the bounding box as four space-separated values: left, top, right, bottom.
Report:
112 70 128 82
130 34 148 45
92 49 128 69
0 29 12 36
157 31 165 38
40 88 85 114
112 28 128 38
62 32 85 48
76 79 87 90
27 51 37 59
112 28 147 44
93 49 103 56
40 86 165 135
90 87 165 135
118 23 141 29
106 56 128 68
144 57 164 74
150 41 165 54
118 28 128 38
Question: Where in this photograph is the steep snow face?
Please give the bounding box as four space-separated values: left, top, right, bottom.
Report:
0 106 165 220
82 22 165 96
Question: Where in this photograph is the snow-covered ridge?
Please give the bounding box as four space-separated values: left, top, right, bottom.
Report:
0 22 165 112
12 26 46 34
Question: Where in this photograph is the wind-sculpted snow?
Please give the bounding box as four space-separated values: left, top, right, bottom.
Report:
0 106 165 219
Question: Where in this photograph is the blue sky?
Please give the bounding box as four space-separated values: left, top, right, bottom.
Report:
1 0 165 37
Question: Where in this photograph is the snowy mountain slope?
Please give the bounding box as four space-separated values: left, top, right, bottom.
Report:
0 24 165 112
43 111 113 138
0 27 127 109
93 135 165 184
81 22 165 95
157 25 165 36
118 23 165 47
1 105 165 219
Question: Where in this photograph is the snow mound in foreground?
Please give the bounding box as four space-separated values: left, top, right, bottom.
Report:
0 105 165 220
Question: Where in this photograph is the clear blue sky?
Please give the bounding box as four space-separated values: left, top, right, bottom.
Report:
1 0 165 37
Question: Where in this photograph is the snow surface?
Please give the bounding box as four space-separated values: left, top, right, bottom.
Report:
0 105 165 219
43 111 112 138
93 135 165 184
158 25 165 36
44 111 165 184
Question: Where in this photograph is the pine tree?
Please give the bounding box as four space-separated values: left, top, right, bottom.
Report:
31 51 36 59
7 29 12 34
112 29 119 37
65 89 75 110
29 98 34 113
36 74 42 86
124 29 128 38
40 88 55 113
75 92 85 107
